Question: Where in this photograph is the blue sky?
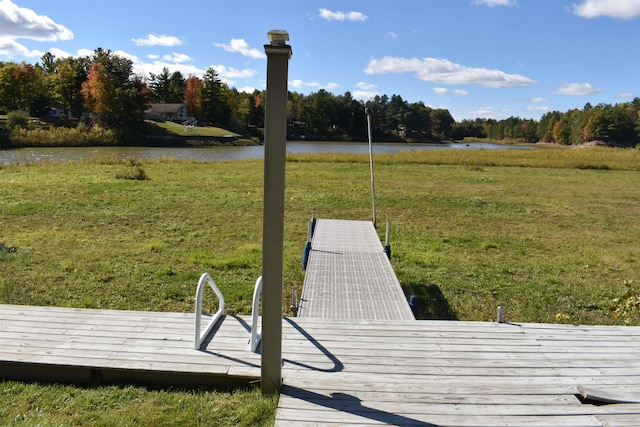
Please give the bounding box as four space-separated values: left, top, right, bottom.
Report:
1 0 638 120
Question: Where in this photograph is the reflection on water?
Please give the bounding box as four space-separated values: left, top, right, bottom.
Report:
0 141 534 165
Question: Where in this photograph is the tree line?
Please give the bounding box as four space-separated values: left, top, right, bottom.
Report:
1 49 638 146
453 101 640 147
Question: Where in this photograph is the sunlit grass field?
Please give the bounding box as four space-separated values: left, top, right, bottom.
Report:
144 120 242 138
1 145 639 425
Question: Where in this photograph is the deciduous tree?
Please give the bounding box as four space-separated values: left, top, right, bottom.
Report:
184 75 201 118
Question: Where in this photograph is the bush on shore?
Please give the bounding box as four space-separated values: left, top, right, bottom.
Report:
9 124 117 147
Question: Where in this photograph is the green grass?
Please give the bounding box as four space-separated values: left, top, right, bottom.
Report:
1 146 639 320
144 120 241 137
1 145 639 424
0 382 277 426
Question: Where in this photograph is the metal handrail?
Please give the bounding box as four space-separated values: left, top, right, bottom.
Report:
194 273 225 349
249 276 263 352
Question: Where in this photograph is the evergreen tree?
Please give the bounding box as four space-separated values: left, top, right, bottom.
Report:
200 67 230 127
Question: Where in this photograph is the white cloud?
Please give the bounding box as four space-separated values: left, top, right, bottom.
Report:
352 90 379 101
526 105 549 113
211 65 257 80
213 38 265 59
0 36 43 57
133 60 205 80
386 32 398 39
472 0 516 7
552 82 600 95
434 87 469 96
290 80 340 92
132 34 183 47
571 0 640 19
617 92 634 99
113 50 139 63
237 86 259 94
163 52 191 63
365 56 536 88
0 0 72 57
77 48 94 58
459 106 502 120
318 8 367 22
530 97 548 102
48 47 72 59
290 79 321 89
0 0 73 41
353 83 378 99
356 81 377 90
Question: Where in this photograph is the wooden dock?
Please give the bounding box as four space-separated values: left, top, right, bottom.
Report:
277 318 640 427
0 304 261 388
298 219 414 320
3 304 640 425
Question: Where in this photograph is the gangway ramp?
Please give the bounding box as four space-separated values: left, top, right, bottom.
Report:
297 218 414 320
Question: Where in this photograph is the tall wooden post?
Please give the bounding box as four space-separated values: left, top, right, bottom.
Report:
261 30 291 395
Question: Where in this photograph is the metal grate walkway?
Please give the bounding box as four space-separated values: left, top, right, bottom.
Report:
297 219 415 320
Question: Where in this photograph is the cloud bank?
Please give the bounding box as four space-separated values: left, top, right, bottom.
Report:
552 82 600 95
0 0 72 57
318 8 367 22
571 0 640 19
214 38 265 59
365 57 536 88
472 0 516 7
132 34 183 47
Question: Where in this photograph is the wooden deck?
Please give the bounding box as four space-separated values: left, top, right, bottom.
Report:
277 318 640 427
3 304 640 425
298 219 414 320
0 304 260 388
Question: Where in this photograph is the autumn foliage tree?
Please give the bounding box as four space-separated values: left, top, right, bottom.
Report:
80 49 149 140
81 62 114 120
184 75 202 119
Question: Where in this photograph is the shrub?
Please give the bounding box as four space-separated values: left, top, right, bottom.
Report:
6 110 30 130
115 159 149 180
9 125 117 147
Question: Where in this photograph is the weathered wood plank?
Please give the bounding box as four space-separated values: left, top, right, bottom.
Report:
4 305 640 426
275 407 604 427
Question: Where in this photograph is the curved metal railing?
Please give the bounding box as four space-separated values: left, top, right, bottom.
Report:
249 276 263 353
194 273 225 349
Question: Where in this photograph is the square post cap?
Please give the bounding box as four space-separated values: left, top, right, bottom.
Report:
267 30 289 46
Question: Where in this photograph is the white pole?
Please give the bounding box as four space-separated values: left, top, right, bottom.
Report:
365 102 376 227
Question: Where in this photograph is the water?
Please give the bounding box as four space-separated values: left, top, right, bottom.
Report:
0 141 534 165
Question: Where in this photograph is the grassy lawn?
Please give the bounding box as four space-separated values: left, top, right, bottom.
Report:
1 145 639 424
0 382 277 426
143 120 242 138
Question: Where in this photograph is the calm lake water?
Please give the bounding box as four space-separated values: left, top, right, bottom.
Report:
0 141 534 165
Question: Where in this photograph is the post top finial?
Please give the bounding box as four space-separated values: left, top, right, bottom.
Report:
267 30 289 46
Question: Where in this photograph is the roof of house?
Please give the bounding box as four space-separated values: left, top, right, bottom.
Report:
148 103 185 114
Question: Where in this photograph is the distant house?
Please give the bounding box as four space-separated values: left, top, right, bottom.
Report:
146 103 188 121
45 108 65 118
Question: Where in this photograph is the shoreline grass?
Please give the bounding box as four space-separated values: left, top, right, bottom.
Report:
1 146 639 424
